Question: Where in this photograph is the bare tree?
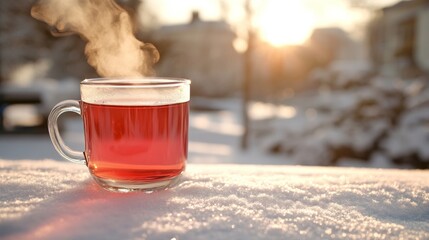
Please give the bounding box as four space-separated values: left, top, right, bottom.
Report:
218 0 266 149
241 0 255 149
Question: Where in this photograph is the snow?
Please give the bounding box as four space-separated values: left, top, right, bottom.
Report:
253 67 429 167
0 160 428 239
1 91 428 239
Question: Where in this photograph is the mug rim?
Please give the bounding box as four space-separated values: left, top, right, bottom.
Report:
81 77 191 88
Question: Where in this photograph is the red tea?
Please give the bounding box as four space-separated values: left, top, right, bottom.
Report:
81 101 189 182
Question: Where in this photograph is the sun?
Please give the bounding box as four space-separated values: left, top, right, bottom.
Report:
257 0 315 46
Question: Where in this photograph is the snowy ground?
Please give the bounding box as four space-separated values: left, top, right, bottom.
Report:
1 97 428 239
0 160 428 239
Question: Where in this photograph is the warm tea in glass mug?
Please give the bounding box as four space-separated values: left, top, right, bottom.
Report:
48 78 190 192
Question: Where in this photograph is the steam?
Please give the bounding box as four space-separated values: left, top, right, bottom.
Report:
31 0 159 77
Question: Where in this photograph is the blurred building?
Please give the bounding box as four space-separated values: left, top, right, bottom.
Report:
308 28 365 65
250 42 316 99
153 12 242 97
369 0 429 77
250 27 364 99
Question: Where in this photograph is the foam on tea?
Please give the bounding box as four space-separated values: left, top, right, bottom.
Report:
80 78 190 106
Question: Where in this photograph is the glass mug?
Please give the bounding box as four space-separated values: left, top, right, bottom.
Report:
48 78 190 192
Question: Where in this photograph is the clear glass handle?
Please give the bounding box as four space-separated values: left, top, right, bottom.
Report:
48 100 86 164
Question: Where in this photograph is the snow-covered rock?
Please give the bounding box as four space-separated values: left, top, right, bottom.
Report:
0 159 428 239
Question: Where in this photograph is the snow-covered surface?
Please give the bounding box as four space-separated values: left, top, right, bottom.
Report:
0 96 428 239
0 160 428 239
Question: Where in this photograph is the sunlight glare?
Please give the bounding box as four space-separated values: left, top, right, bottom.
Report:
249 102 296 120
257 0 314 46
189 142 232 156
191 114 243 136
